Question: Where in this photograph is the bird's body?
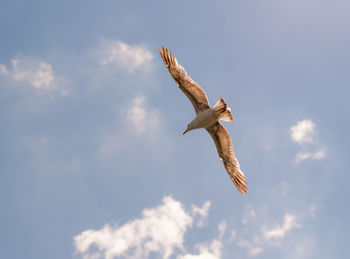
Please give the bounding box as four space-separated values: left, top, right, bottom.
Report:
187 108 217 131
158 46 248 195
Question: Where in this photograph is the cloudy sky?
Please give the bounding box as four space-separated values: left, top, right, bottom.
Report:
1 0 349 258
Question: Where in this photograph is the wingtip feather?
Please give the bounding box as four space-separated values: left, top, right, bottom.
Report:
225 164 248 196
159 46 179 70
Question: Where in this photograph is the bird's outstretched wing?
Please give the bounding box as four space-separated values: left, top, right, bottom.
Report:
206 122 248 195
158 46 210 114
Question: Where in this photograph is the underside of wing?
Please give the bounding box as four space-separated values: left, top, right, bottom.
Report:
206 122 248 195
158 46 210 113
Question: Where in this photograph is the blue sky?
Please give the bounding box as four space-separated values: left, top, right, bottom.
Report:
1 0 349 258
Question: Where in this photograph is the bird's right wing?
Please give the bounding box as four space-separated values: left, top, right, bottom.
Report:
158 46 210 114
206 122 248 195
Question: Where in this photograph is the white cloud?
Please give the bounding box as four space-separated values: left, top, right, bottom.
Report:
74 196 195 259
0 55 68 95
127 96 147 132
177 239 222 259
177 222 225 259
74 197 227 259
295 148 326 163
74 196 319 259
192 201 211 227
99 95 165 157
99 40 153 72
218 221 227 239
237 240 264 256
290 119 315 144
11 57 55 90
127 96 160 133
290 119 326 163
233 203 313 257
263 214 299 240
0 64 9 74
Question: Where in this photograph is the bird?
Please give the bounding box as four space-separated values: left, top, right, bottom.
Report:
158 46 248 195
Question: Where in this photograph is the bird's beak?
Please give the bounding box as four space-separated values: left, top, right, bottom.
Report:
183 129 189 135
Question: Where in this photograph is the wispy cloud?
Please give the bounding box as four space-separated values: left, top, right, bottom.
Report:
218 221 227 240
73 196 319 259
176 222 226 259
192 201 211 227
295 149 326 163
177 239 222 259
99 95 165 158
0 64 9 75
127 96 160 133
263 214 300 240
241 206 256 225
231 203 317 257
98 40 153 72
74 196 212 259
290 119 326 163
0 55 67 95
236 213 299 257
237 240 264 257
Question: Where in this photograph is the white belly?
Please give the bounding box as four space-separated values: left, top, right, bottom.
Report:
191 109 218 129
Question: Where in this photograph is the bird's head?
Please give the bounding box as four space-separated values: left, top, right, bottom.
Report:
183 122 194 135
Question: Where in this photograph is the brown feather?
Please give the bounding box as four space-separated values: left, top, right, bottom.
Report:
206 122 248 195
158 46 210 114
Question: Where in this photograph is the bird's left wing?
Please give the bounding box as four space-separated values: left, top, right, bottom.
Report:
206 122 248 195
158 46 210 114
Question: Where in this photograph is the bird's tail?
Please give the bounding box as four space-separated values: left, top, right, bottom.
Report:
214 98 234 122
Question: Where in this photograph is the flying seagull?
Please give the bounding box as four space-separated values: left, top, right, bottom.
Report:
158 46 248 195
